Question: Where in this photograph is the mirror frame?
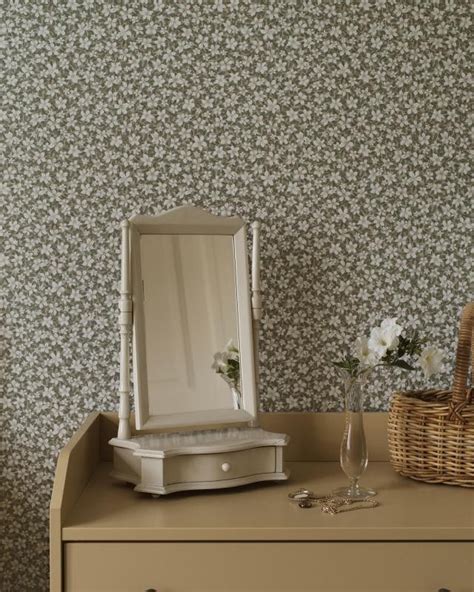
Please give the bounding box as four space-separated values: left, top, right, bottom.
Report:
129 206 258 431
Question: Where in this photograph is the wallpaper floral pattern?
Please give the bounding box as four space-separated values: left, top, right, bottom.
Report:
2 0 472 588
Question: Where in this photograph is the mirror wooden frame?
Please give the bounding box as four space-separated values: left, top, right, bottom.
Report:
117 206 261 436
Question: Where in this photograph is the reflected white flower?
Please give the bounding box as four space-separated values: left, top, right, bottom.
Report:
419 347 443 378
225 339 239 361
354 336 379 367
211 351 229 372
212 341 240 389
226 338 237 350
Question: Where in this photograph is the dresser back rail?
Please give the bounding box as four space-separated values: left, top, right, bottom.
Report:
100 411 389 462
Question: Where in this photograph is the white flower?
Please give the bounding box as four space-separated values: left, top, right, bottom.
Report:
368 318 403 357
380 317 403 338
225 339 239 361
211 351 229 372
419 346 443 378
226 338 237 351
368 327 393 357
354 336 379 367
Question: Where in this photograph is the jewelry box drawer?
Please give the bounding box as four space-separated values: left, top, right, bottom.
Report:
65 541 474 592
160 446 276 485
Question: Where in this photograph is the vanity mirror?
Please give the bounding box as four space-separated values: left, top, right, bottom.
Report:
109 206 288 495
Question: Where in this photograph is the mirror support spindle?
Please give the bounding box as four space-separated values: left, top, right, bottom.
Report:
117 220 132 440
251 221 262 424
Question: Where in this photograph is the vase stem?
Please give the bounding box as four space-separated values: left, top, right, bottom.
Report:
349 478 360 497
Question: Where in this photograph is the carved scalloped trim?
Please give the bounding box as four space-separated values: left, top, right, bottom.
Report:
129 205 244 234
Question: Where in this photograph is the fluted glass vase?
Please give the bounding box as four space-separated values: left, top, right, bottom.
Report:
332 371 377 500
230 385 242 410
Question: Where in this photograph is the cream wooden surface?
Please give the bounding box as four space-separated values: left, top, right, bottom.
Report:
65 541 474 592
52 413 474 592
49 412 101 592
63 461 474 542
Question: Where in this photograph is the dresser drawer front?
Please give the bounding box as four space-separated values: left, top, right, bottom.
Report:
65 541 474 592
162 446 276 485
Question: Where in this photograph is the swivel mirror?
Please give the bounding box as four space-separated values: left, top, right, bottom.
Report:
110 206 288 495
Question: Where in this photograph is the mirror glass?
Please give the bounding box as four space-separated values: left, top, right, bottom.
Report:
140 234 240 416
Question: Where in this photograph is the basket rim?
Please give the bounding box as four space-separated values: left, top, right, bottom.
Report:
392 388 451 397
390 388 458 408
392 387 474 407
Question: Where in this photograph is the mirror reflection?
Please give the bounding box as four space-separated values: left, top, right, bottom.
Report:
140 234 240 417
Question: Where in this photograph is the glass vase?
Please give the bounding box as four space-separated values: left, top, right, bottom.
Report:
332 371 377 500
230 385 242 410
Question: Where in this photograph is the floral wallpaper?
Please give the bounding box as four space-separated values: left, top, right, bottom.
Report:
2 0 472 589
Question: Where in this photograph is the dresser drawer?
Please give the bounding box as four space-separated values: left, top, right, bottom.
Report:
157 446 276 486
65 541 474 592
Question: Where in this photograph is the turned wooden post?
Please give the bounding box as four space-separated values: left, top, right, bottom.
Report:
117 220 132 440
251 221 262 406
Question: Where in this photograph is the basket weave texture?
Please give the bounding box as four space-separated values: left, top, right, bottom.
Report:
388 302 474 487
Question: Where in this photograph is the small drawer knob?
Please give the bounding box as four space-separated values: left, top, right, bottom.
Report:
221 462 231 472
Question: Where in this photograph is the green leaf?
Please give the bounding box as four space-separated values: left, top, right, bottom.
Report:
391 359 415 371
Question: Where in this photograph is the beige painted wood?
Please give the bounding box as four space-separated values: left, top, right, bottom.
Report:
233 223 258 423
63 461 474 542
128 206 258 431
109 429 288 495
52 413 474 592
65 541 474 592
260 411 390 461
130 206 243 235
152 446 276 484
117 221 132 440
49 412 101 592
101 412 390 462
251 221 262 410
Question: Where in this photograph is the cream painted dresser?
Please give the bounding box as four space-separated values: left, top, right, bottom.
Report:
50 412 474 592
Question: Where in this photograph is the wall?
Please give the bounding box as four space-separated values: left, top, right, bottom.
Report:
2 1 471 589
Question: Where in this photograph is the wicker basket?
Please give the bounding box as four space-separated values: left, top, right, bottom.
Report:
388 302 474 487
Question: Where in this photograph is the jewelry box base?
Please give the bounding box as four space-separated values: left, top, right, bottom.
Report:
109 427 289 496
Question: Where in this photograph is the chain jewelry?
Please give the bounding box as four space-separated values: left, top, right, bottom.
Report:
288 488 379 514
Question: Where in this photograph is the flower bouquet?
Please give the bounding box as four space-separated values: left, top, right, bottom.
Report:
212 340 242 410
335 317 443 380
333 317 443 499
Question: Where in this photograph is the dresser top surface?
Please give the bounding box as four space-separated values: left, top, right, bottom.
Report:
63 461 474 542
